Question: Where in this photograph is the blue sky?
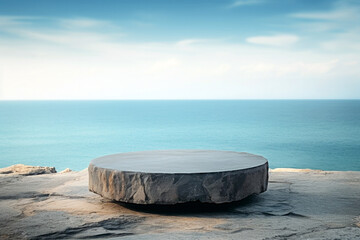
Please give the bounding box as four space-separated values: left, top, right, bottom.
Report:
0 0 338 42
0 0 359 99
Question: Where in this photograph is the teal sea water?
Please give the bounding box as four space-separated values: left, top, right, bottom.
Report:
0 100 359 171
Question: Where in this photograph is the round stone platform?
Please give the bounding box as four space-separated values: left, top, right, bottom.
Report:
88 150 268 204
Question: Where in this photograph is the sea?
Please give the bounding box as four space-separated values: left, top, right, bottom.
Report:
0 100 359 171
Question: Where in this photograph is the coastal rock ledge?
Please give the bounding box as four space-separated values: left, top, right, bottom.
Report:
0 165 359 239
0 164 56 175
88 150 269 204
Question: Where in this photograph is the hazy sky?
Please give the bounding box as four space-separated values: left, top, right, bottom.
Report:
0 0 359 99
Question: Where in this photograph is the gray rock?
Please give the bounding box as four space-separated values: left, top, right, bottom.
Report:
88 150 268 204
0 164 56 176
59 168 72 174
1 166 360 239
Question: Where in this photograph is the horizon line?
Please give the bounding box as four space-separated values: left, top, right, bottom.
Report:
1 98 360 101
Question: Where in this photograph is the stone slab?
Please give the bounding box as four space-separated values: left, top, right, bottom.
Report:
88 150 268 204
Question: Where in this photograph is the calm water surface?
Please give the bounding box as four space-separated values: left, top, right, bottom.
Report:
0 100 359 171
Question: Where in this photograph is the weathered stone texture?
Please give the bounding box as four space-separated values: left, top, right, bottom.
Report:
1 166 360 239
88 150 268 204
0 164 56 176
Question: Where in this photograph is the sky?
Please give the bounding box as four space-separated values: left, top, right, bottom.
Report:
0 0 359 100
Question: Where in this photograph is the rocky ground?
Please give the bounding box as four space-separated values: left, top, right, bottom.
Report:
0 165 359 239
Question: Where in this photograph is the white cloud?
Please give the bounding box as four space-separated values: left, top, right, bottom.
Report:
291 10 352 20
291 1 360 21
59 18 111 28
175 38 219 47
0 16 359 100
291 2 360 52
8 28 110 45
320 30 360 52
229 0 263 8
0 16 122 47
246 34 299 47
176 39 206 47
149 58 181 73
0 16 40 28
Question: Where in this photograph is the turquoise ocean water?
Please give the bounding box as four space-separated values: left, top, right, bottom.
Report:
0 100 359 171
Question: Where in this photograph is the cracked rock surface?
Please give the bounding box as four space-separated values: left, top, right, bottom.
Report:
0 167 359 239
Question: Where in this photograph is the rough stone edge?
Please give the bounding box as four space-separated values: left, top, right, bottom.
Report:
0 164 56 176
88 162 268 205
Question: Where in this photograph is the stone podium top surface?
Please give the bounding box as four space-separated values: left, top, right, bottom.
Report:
90 150 267 174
